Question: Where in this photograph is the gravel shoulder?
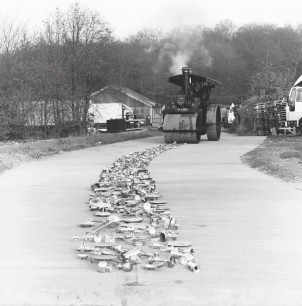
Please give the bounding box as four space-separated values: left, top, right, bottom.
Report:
242 135 302 184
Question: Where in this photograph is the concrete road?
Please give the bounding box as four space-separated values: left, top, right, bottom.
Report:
1 133 302 306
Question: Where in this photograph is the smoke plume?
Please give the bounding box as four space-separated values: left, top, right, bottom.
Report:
170 51 191 74
152 27 213 75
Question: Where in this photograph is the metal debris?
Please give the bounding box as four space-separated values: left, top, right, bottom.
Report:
73 144 200 274
97 261 112 273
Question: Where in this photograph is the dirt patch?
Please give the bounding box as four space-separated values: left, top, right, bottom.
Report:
242 135 302 183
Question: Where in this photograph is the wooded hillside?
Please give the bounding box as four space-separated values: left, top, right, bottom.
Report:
1 2 302 139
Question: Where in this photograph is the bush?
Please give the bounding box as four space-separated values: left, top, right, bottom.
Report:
236 118 254 135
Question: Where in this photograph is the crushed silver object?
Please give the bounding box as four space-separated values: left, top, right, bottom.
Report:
72 144 199 274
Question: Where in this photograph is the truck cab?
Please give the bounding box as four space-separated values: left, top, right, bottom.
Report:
286 79 302 125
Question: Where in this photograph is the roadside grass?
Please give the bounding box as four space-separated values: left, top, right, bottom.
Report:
0 129 162 173
241 135 302 183
279 151 301 159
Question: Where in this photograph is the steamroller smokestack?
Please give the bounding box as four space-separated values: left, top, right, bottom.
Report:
182 67 191 95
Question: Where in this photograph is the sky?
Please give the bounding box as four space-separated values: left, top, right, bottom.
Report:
0 0 300 38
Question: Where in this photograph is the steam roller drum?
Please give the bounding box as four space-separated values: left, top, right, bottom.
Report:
206 105 221 141
163 113 202 144
163 132 174 143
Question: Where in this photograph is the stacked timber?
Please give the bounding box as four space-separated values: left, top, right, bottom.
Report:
253 99 287 135
270 100 287 128
254 102 271 135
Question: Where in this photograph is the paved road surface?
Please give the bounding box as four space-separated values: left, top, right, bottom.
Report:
0 133 302 306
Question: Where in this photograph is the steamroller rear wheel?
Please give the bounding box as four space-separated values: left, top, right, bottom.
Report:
207 105 221 141
163 113 202 144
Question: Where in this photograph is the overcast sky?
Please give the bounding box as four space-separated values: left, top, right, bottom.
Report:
0 0 300 38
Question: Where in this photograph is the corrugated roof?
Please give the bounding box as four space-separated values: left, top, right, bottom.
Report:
91 86 156 107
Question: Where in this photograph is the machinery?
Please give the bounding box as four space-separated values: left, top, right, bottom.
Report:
163 67 221 143
230 74 302 135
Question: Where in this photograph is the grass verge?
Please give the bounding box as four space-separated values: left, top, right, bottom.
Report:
241 135 302 183
0 129 162 174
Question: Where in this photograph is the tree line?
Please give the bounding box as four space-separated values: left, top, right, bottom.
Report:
1 2 302 139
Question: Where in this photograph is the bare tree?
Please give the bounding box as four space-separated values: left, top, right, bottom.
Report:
0 18 25 54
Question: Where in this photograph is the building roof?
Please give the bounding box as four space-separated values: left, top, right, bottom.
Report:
91 86 156 107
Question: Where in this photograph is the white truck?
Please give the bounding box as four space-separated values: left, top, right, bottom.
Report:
285 75 302 133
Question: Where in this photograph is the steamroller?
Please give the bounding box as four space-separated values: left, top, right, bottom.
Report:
163 67 221 143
